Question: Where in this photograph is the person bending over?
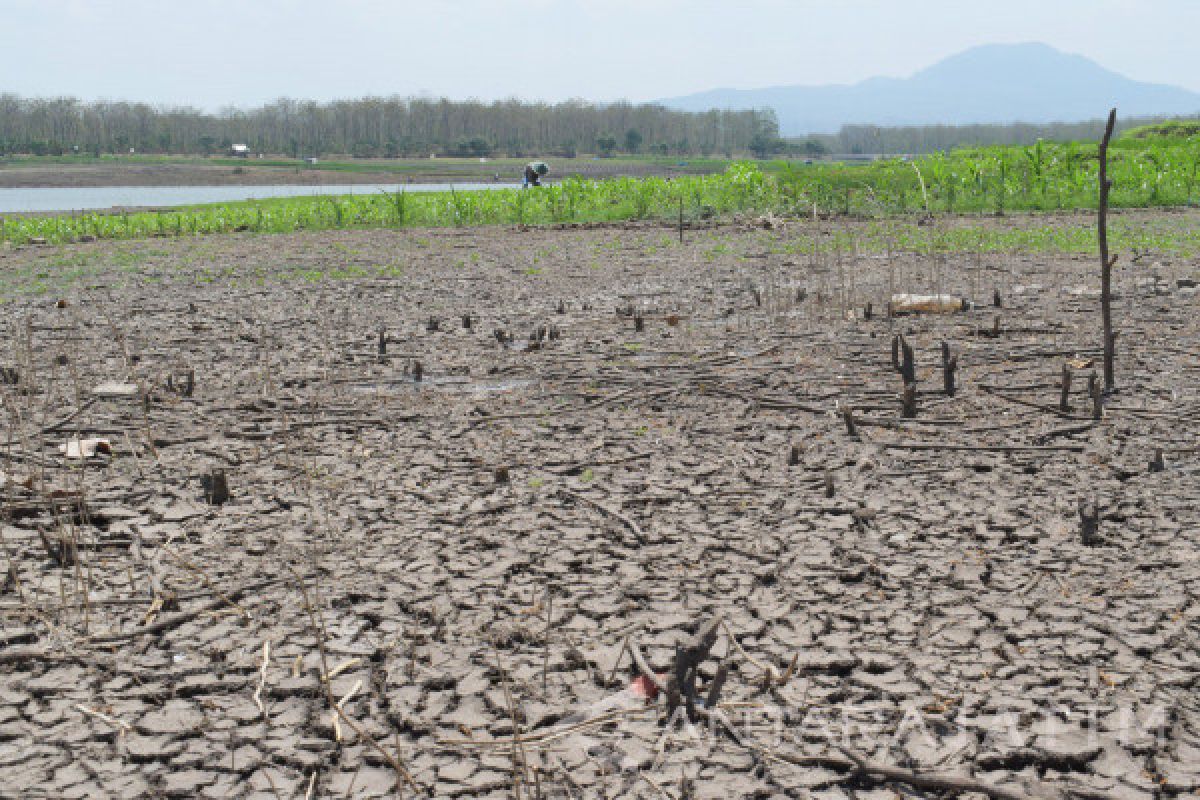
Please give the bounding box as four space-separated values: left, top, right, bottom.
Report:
523 161 549 187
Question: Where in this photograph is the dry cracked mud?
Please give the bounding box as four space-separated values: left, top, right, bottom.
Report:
0 213 1198 798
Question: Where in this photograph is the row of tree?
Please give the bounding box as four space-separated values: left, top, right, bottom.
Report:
802 115 1179 156
0 94 778 158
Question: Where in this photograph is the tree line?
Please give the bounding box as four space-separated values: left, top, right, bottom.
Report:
0 94 778 158
799 115 1182 156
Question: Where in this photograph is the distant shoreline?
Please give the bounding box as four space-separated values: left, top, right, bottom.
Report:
0 156 725 189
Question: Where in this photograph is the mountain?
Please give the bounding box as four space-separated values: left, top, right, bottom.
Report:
660 43 1200 136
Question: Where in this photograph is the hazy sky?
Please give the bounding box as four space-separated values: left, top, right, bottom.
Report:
3 0 1197 109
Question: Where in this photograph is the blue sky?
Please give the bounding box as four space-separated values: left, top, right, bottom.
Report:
2 0 1196 108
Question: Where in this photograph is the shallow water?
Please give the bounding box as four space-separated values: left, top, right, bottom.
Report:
0 182 517 214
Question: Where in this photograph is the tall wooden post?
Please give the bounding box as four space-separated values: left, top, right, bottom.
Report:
1098 108 1117 392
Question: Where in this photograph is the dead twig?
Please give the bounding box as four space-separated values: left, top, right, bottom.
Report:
291 567 421 793
253 640 270 717
88 576 281 644
836 746 1045 800
558 488 648 545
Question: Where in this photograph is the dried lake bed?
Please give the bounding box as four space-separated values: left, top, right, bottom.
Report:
0 214 1198 798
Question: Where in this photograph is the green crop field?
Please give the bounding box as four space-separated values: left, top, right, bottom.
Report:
761 131 1200 215
3 131 1198 248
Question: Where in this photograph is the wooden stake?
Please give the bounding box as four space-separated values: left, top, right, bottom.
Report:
901 383 918 418
1059 364 1073 412
203 469 230 505
1078 498 1100 546
842 406 858 438
900 340 916 385
941 341 957 397
1098 108 1118 391
787 445 800 467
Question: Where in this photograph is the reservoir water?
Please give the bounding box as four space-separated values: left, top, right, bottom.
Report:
0 183 518 214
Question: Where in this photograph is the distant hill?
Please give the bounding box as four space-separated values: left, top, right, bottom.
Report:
661 43 1200 136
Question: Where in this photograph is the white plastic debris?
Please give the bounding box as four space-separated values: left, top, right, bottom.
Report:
60 438 112 459
92 382 140 398
889 293 968 315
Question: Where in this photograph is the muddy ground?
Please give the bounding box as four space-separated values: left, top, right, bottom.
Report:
0 158 715 189
0 214 1198 799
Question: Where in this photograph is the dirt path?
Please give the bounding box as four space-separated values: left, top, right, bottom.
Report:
0 218 1198 798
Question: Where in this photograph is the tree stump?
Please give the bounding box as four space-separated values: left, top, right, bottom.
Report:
1078 498 1100 546
941 341 957 397
842 406 858 437
665 615 723 723
900 340 916 385
901 382 918 418
1088 372 1103 420
202 469 231 506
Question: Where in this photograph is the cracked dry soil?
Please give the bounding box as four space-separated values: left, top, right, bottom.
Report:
0 215 1198 799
